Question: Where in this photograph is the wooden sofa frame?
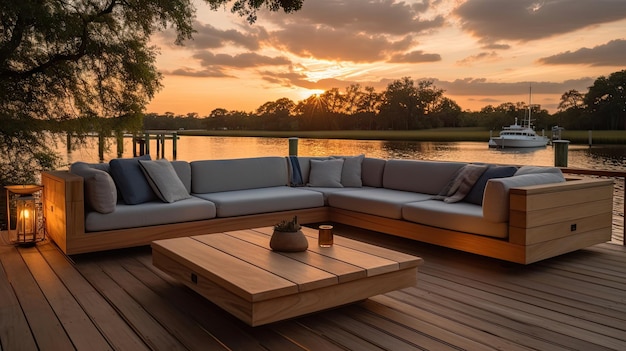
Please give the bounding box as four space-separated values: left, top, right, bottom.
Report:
42 170 614 264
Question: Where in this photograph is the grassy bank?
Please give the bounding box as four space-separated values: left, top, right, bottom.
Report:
178 128 626 145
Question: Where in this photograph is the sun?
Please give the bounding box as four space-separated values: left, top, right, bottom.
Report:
295 88 325 100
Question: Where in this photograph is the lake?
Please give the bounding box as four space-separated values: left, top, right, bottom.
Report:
57 135 625 243
60 135 626 171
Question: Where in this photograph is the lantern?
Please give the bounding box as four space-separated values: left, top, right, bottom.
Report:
5 185 45 246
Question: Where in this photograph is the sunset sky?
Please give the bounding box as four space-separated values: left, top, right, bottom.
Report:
146 0 626 116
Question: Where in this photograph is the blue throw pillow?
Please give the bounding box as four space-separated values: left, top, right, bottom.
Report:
109 154 156 205
464 166 518 205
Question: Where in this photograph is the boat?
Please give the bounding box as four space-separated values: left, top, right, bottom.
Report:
489 88 549 148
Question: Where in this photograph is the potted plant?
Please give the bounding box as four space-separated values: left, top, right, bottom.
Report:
270 216 309 252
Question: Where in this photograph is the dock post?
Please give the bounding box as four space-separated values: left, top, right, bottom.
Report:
155 133 161 158
116 131 124 158
172 132 178 160
98 132 105 162
553 140 570 167
144 133 150 155
588 130 592 147
289 137 298 156
66 133 72 153
160 133 165 159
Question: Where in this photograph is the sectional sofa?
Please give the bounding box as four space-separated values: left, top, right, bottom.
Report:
41 155 614 264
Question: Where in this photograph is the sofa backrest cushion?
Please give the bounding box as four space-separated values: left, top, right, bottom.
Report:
483 172 566 222
171 160 192 193
362 157 386 187
191 157 288 193
70 162 117 214
109 154 156 205
383 160 466 194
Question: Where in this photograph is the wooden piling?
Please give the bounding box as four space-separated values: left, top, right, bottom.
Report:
289 137 298 156
553 140 570 167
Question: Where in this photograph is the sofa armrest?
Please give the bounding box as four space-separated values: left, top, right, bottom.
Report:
42 171 86 253
508 178 614 245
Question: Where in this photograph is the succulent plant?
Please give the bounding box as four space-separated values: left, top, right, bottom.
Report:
274 216 301 232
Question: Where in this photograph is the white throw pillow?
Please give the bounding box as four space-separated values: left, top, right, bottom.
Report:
139 159 191 203
308 158 345 187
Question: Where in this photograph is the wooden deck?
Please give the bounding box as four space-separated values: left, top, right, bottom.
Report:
2 224 626 350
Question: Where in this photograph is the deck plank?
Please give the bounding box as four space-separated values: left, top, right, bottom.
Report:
0 245 75 350
0 245 38 351
1 225 626 351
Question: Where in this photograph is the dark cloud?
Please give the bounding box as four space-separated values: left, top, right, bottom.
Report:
264 0 445 36
166 67 232 78
434 77 596 96
455 0 626 46
260 70 357 90
456 51 500 66
158 21 262 50
271 24 415 62
538 39 626 66
193 52 291 68
389 50 441 63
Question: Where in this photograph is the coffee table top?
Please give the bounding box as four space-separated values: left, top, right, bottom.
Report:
151 226 423 303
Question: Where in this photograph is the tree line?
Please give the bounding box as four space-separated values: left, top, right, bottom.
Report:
145 70 626 133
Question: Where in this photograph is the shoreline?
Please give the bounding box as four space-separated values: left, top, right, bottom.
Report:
175 128 626 145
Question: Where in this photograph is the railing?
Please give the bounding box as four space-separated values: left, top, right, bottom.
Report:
561 168 625 245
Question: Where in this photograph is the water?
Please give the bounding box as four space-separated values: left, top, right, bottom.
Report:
56 135 625 243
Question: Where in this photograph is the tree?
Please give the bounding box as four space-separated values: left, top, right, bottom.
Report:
0 0 303 228
0 0 303 227
378 77 419 130
584 70 626 130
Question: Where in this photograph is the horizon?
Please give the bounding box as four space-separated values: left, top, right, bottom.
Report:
145 0 626 116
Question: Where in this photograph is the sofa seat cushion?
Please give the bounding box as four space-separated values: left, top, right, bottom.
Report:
302 187 363 205
194 186 324 218
402 200 508 239
85 196 216 232
328 188 432 219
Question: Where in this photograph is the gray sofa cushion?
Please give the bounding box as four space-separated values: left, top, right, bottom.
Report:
383 160 466 194
483 172 566 222
402 200 508 238
328 188 432 219
84 196 216 232
194 186 324 217
171 160 192 193
70 162 117 214
361 157 386 187
191 157 288 193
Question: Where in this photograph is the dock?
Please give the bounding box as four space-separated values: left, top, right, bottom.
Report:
2 224 625 350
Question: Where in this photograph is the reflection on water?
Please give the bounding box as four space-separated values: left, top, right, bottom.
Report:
56 135 626 171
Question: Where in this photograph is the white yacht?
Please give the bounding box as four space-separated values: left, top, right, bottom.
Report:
489 89 549 148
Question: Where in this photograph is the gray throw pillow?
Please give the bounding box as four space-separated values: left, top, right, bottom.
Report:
307 158 345 187
109 154 155 205
333 154 364 187
139 159 191 203
70 162 117 214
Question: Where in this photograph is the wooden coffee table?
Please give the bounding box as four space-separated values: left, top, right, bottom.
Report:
151 226 423 326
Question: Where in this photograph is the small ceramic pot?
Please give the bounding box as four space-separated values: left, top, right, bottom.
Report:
270 230 309 252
